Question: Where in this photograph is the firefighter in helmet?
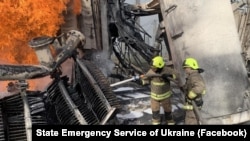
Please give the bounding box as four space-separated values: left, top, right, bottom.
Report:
140 56 179 125
181 57 206 124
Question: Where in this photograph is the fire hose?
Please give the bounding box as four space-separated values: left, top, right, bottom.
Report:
110 75 140 87
110 73 178 87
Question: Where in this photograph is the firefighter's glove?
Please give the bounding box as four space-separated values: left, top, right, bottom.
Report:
133 75 142 85
162 74 173 80
187 90 197 100
140 75 144 78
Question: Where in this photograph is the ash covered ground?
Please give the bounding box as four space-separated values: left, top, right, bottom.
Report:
112 82 186 125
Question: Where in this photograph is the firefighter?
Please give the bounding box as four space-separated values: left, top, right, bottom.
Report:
140 56 179 125
181 57 206 124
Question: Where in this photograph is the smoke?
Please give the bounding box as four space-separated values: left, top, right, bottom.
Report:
175 0 240 57
167 0 249 118
90 51 115 77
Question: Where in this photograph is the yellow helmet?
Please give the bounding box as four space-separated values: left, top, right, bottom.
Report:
152 56 165 69
182 57 199 69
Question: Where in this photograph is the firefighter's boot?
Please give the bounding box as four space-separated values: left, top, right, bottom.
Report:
152 111 161 125
165 112 175 125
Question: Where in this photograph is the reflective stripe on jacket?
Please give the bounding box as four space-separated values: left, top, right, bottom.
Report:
184 70 206 98
141 66 178 100
151 91 172 100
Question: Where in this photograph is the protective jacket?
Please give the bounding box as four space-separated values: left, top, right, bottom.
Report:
183 70 206 100
141 66 178 100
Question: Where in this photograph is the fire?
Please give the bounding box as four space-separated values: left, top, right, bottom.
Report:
0 0 81 92
0 0 70 64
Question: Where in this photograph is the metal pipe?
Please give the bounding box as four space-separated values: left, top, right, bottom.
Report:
0 30 86 81
54 30 85 68
76 58 112 109
99 107 116 125
58 80 88 125
0 65 50 80
29 36 55 68
19 80 32 141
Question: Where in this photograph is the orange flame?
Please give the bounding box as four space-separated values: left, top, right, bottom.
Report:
0 0 79 92
73 0 82 15
0 0 70 64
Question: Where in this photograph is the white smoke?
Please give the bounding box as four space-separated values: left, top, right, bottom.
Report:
91 51 115 77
